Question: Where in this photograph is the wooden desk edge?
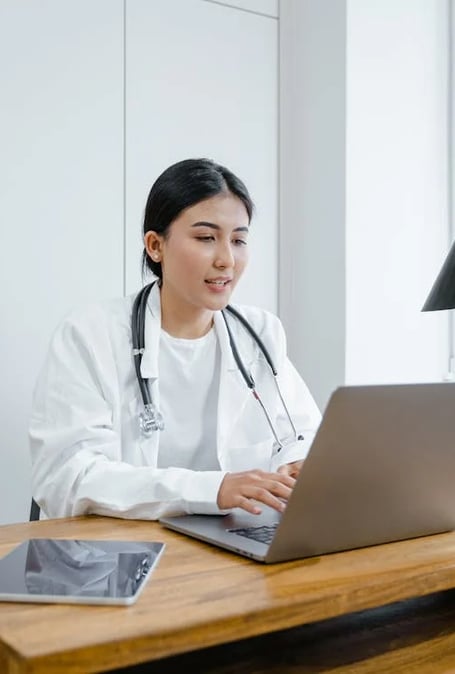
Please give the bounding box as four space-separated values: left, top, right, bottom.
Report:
5 573 455 674
2 517 455 673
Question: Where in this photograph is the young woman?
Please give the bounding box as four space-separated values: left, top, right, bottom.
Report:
29 158 321 520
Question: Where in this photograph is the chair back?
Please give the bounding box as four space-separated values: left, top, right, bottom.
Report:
29 498 40 521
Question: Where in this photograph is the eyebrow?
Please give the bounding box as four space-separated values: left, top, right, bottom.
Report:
191 221 249 233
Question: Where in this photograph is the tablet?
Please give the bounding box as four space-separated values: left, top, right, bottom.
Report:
0 538 165 606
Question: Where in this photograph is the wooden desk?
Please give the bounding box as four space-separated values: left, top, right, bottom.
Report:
1 517 455 673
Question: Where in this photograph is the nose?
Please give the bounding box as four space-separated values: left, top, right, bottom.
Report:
214 240 235 269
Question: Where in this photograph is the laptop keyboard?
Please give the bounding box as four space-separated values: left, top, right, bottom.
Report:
227 523 278 545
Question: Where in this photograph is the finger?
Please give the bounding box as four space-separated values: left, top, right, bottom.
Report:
280 464 299 479
246 487 288 513
235 496 262 515
253 470 295 486
277 465 291 476
261 479 294 500
289 460 304 476
265 471 296 488
277 462 304 479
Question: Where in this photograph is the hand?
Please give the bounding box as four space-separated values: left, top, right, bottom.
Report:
217 470 296 515
277 460 304 479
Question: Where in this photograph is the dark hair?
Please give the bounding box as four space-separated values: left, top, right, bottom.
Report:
142 158 254 279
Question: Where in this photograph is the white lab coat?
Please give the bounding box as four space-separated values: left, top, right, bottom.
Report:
30 284 321 520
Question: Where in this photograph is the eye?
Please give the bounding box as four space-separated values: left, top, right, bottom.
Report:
233 238 248 246
195 235 215 242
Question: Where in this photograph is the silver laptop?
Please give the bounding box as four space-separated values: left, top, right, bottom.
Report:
160 383 455 563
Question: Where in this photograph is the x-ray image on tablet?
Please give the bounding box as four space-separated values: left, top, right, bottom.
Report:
0 539 165 605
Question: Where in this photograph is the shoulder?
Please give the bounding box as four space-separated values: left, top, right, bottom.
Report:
227 302 285 339
50 294 135 350
225 303 287 361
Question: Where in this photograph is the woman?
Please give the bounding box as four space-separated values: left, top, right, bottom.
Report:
30 158 321 520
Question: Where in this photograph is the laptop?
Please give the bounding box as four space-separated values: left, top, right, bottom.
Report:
160 383 455 563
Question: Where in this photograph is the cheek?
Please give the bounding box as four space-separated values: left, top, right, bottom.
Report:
235 248 249 272
164 241 201 274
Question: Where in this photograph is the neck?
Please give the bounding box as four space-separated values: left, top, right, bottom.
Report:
159 288 214 339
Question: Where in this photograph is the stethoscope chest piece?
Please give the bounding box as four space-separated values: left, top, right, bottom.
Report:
139 403 164 436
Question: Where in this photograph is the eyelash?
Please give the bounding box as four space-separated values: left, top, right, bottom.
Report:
195 236 247 246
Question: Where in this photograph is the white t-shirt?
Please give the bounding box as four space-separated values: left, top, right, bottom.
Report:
157 327 221 471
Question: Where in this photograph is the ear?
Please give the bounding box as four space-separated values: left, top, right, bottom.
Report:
144 231 164 263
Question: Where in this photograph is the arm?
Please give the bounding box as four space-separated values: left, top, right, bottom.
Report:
30 311 293 520
29 314 225 520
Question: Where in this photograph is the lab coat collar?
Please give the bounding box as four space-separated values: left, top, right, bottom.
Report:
213 310 237 372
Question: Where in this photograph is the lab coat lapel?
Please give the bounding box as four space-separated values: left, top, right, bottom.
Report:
214 310 255 461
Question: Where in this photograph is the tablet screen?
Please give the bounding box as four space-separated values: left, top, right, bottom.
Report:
0 538 165 605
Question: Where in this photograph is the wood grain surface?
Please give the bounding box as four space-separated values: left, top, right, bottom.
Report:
116 590 455 674
1 516 455 673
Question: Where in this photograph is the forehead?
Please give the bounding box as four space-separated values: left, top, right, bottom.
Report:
176 193 250 228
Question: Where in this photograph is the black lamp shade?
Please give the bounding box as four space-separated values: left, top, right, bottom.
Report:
422 240 455 311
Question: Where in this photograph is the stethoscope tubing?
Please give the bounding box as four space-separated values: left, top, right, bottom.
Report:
224 304 277 376
132 283 154 407
131 283 301 446
222 306 299 446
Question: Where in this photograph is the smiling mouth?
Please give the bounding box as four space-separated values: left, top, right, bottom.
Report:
205 279 231 286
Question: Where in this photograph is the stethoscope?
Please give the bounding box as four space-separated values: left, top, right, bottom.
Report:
132 282 303 452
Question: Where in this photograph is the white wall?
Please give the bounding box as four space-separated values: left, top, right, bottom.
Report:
0 0 124 525
0 0 278 525
280 0 450 411
345 0 449 385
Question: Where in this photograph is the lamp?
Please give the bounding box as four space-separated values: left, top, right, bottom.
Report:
422 240 455 311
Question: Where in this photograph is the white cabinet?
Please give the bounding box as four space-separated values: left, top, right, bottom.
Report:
125 0 278 311
204 0 278 17
0 0 124 523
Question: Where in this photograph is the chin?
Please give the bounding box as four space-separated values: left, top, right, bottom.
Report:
207 299 230 312
203 295 232 311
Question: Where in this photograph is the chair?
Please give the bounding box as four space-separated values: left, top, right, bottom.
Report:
29 498 40 521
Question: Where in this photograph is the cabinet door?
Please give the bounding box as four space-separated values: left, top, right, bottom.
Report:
210 0 278 16
0 0 123 523
125 0 278 311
